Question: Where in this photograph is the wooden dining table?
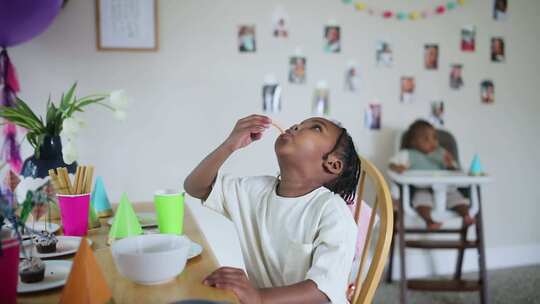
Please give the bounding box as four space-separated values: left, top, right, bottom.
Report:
16 202 239 304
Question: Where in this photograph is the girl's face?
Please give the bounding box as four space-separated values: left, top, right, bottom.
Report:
413 127 439 154
275 117 342 163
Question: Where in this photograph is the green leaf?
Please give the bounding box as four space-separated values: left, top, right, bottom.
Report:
12 98 44 128
62 82 77 109
19 192 35 224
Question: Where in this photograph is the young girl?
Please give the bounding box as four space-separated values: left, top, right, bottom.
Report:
389 119 475 230
184 114 359 304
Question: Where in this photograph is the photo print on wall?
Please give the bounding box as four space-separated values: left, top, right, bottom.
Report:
430 101 445 127
424 44 439 70
313 81 330 116
344 61 360 92
364 103 381 130
461 25 475 52
491 37 505 62
262 74 282 113
481 80 495 104
272 6 289 38
238 25 256 52
493 0 508 21
324 25 341 53
400 76 415 103
289 56 306 84
450 64 464 90
376 41 393 67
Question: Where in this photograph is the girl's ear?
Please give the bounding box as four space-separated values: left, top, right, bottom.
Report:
323 154 343 175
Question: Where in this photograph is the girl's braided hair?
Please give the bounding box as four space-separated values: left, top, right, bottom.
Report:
323 128 361 204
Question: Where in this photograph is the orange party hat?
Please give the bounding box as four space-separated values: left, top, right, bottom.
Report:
59 238 112 304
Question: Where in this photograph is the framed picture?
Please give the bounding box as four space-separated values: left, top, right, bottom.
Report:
96 0 158 51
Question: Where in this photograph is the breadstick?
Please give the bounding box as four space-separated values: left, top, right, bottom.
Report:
84 166 94 193
271 121 285 134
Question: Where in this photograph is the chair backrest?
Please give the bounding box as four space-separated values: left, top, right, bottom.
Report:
398 129 461 168
350 156 394 304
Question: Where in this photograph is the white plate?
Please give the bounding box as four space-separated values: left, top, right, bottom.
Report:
107 212 157 228
20 237 93 259
17 260 73 293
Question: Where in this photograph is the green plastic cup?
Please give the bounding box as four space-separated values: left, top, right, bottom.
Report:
154 190 184 235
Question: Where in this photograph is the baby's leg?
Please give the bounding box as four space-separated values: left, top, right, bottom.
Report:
447 190 475 226
412 190 442 230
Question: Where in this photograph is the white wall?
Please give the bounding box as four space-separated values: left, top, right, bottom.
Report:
9 0 540 271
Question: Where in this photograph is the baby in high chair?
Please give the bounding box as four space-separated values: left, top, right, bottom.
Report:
389 119 475 230
184 114 359 303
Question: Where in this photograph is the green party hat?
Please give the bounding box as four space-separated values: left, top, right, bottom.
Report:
108 193 142 242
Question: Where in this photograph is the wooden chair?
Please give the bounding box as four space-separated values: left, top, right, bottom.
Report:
349 156 394 304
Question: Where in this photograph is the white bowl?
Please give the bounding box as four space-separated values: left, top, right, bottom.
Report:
111 234 190 285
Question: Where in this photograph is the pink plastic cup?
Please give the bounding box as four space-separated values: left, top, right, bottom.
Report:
0 238 19 304
58 193 91 236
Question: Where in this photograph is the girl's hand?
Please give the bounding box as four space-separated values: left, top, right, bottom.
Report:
223 115 271 152
203 267 262 304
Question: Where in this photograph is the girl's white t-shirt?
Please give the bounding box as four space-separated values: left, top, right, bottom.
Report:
203 173 357 304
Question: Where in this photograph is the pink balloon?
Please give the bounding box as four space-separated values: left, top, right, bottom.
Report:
0 0 62 47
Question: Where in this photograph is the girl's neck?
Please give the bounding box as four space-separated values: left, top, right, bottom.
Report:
277 170 321 198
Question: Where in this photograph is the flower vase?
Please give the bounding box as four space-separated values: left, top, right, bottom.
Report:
20 135 77 178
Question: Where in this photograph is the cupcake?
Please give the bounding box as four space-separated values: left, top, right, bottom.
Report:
32 230 58 254
19 257 46 283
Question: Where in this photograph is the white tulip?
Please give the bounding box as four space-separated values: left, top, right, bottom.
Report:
61 117 80 138
109 90 128 110
62 139 78 165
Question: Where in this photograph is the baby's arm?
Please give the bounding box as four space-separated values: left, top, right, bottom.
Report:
184 114 271 200
389 150 410 173
389 163 408 174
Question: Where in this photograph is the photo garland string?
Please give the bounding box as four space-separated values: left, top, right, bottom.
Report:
341 0 467 21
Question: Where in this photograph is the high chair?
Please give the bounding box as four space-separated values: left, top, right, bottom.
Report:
348 156 394 304
386 129 492 304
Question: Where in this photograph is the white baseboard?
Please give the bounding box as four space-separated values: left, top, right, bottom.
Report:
390 243 540 280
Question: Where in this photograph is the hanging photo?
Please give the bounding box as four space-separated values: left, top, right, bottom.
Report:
312 81 330 116
400 76 415 103
450 64 464 90
481 80 495 104
424 44 438 70
344 63 360 92
375 41 393 67
461 26 475 52
491 37 505 62
288 56 306 84
364 103 381 130
430 101 445 127
272 7 289 38
493 0 508 21
262 75 282 113
324 26 341 53
238 25 256 53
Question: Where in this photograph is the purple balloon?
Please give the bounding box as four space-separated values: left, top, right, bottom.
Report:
0 0 63 47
